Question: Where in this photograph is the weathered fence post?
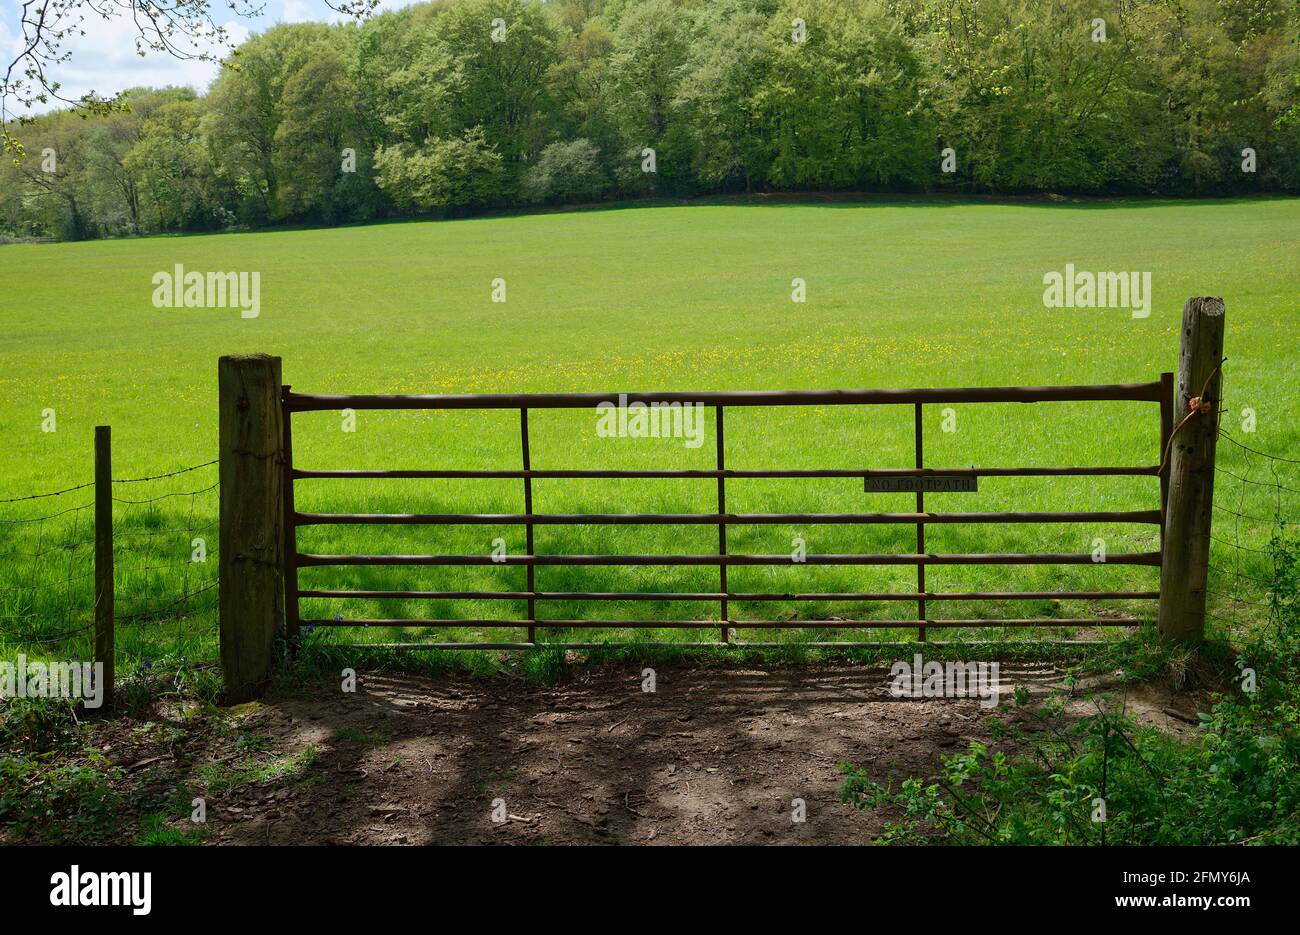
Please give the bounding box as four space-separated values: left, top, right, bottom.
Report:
94 425 114 710
1157 297 1225 644
219 354 285 703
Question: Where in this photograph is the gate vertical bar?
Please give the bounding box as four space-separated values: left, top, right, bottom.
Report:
1158 371 1174 555
915 403 926 643
282 386 300 647
94 425 114 710
716 405 728 643
520 408 536 644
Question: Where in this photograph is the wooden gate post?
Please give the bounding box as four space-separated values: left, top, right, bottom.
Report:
219 354 285 703
1157 297 1225 644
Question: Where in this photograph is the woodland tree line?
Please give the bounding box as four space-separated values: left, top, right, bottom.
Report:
2 0 1297 241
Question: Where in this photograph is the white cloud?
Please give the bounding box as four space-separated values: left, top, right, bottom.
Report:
283 0 345 24
0 0 415 116
286 0 427 22
54 13 251 100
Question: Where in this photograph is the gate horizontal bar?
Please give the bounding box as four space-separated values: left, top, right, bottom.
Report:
294 509 1161 526
292 465 1160 480
296 589 1160 601
296 551 1163 567
285 382 1164 412
299 618 1140 629
354 640 1118 650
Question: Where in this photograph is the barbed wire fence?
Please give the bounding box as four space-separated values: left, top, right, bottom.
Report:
0 453 220 668
1202 388 1299 642
0 491 96 649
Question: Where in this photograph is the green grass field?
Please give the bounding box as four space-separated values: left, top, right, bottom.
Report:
2 195 1297 666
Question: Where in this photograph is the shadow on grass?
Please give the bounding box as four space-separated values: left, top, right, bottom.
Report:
13 191 1294 248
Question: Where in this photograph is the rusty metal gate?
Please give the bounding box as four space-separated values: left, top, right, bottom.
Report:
280 376 1173 648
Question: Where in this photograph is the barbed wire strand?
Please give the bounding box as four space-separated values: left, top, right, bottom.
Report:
3 458 218 653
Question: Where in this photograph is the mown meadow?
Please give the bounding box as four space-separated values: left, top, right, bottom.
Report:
1 195 1297 668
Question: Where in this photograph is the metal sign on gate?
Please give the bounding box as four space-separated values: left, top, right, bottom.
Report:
864 476 978 493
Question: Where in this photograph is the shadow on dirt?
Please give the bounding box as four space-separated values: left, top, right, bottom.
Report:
206 661 1059 845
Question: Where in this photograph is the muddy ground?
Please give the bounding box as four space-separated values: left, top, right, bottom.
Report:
35 659 1208 846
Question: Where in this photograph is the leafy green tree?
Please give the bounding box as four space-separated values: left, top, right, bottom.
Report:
756 0 933 189
79 87 197 235
675 3 772 190
12 111 97 239
920 0 1170 192
522 138 607 202
274 49 374 221
604 0 695 192
204 24 340 222
374 127 506 212
1128 0 1300 193
549 18 618 151
361 6 464 147
432 0 562 173
124 98 221 231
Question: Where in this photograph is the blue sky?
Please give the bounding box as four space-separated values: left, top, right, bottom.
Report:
2 0 420 114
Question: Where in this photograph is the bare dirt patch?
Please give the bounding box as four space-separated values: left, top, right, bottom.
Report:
3 659 1215 846
203 661 1052 845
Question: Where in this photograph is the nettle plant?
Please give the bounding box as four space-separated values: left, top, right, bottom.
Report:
841 528 1300 845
